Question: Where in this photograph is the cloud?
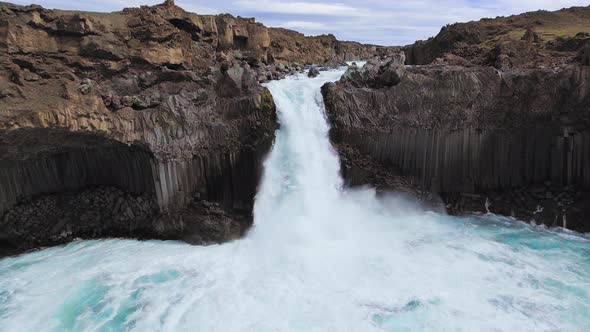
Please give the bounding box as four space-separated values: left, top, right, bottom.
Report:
177 1 219 15
279 21 327 30
233 0 370 17
6 0 590 45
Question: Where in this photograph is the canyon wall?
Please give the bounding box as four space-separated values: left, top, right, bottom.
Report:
267 27 399 65
323 58 590 231
323 5 590 231
0 0 396 256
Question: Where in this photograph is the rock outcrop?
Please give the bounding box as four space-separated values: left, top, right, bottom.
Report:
0 1 278 256
0 1 394 256
323 56 590 231
307 66 320 78
267 28 399 65
403 6 590 69
322 6 590 231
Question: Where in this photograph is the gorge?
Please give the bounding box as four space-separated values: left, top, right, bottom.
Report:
1 56 590 332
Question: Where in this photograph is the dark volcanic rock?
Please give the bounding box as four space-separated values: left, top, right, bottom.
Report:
375 60 405 86
322 55 590 231
308 66 320 78
340 59 406 88
322 7 590 230
579 43 590 65
0 0 399 256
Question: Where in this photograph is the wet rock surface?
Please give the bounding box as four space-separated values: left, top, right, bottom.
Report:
0 185 248 257
307 66 320 78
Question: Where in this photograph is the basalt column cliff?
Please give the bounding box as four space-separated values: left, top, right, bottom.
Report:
0 1 396 256
323 7 590 231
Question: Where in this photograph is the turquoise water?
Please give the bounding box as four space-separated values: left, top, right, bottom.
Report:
1 214 589 331
1 69 589 331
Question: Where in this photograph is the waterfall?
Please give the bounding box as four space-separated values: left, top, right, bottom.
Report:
253 69 345 229
0 68 589 331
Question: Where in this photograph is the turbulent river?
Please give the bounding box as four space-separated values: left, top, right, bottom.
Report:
1 68 590 331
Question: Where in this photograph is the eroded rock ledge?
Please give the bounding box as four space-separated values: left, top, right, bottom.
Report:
323 59 590 231
0 1 397 256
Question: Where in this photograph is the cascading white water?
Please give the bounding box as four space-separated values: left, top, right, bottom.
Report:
1 68 590 331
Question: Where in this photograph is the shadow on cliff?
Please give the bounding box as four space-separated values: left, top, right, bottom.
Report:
0 128 272 257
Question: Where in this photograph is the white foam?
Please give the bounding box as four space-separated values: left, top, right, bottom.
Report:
1 69 589 331
346 60 367 67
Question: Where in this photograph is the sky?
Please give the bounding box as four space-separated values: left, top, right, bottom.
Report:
9 0 590 45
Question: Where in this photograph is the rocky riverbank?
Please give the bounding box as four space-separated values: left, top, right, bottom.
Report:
0 0 397 256
322 8 590 231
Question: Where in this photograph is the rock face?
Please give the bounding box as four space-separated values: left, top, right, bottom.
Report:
403 6 590 69
0 1 276 256
0 1 392 256
323 57 590 231
323 6 590 231
267 28 399 65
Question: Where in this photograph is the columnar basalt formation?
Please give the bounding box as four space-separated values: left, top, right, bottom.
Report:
0 1 394 256
322 5 590 231
323 54 590 230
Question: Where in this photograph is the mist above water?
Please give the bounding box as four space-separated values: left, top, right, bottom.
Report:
1 68 590 331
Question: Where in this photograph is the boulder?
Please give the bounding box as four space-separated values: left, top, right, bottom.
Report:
521 28 541 43
308 66 320 78
340 55 406 88
376 61 405 87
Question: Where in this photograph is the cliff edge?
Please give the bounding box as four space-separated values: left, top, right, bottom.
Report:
0 1 396 256
323 6 590 231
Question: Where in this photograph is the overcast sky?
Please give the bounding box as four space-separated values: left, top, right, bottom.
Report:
9 0 590 45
